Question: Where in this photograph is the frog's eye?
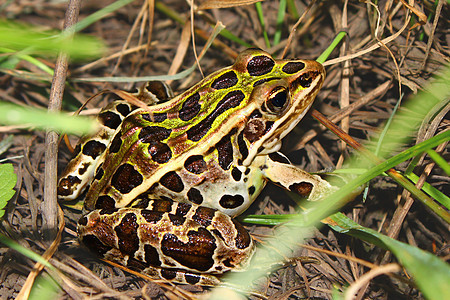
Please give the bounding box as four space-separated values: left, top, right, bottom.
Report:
264 87 289 114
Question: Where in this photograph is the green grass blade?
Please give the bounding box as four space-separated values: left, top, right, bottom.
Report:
0 102 96 135
72 0 135 33
330 213 450 300
316 31 346 63
273 0 287 46
0 20 105 60
405 172 450 209
0 233 56 272
426 149 450 175
255 2 271 48
0 163 16 219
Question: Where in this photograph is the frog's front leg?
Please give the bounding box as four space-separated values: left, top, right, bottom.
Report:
261 152 336 201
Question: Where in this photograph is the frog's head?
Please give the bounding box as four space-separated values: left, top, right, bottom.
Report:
231 49 325 165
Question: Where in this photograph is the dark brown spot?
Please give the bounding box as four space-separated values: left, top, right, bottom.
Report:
247 55 275 76
176 202 191 217
127 257 147 271
223 258 233 268
95 195 116 209
289 182 314 197
253 77 281 87
192 206 216 227
98 111 122 129
169 213 185 226
139 126 172 143
179 93 201 121
145 81 172 102
216 132 234 170
161 228 216 272
269 152 291 164
160 171 184 193
243 118 265 143
109 134 122 153
94 165 104 180
145 244 162 266
99 207 119 215
282 61 305 74
211 71 238 90
115 213 139 255
152 199 174 212
82 140 106 159
184 273 201 285
131 198 150 209
78 216 88 226
111 163 143 194
231 167 242 181
141 209 164 223
248 186 255 195
160 268 177 280
116 103 131 116
141 112 167 123
237 132 248 161
219 194 244 209
184 155 207 174
187 187 203 205
81 234 113 256
187 90 245 142
148 141 172 164
232 219 252 249
73 144 81 157
57 175 81 197
78 162 90 176
291 71 318 90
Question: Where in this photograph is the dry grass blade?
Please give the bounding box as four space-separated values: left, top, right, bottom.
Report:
197 0 263 10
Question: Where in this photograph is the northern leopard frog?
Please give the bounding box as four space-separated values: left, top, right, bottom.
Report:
58 49 333 285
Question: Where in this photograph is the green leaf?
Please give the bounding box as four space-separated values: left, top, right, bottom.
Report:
0 20 105 60
0 163 17 218
0 101 97 136
330 213 450 300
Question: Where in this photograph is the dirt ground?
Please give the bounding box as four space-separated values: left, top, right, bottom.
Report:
0 1 448 299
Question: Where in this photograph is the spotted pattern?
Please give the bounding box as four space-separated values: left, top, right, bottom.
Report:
187 90 245 142
95 195 116 209
145 244 162 266
231 167 242 181
116 103 131 116
109 134 122 153
216 132 234 170
82 140 106 159
187 188 203 204
282 61 305 74
115 213 139 255
98 111 122 129
246 55 275 76
184 155 207 174
148 141 172 164
142 112 167 123
219 194 244 209
160 171 184 192
179 93 201 121
289 182 313 197
211 71 238 90
111 163 143 194
57 175 81 197
161 228 216 272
